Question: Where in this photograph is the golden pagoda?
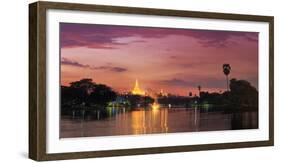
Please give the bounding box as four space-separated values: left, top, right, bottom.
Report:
132 79 145 96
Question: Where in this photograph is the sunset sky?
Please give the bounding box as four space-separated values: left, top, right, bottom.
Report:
60 23 258 96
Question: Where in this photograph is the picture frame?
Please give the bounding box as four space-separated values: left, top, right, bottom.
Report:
29 1 274 161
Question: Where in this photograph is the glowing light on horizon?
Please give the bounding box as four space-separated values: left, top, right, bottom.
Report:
151 102 160 110
131 79 146 96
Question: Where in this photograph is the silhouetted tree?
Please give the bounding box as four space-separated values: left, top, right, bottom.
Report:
223 64 231 91
158 95 191 106
89 84 117 107
61 78 117 112
199 91 223 105
70 78 96 95
61 86 88 106
229 78 258 107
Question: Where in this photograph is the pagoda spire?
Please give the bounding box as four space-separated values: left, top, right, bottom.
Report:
135 79 139 89
132 79 145 95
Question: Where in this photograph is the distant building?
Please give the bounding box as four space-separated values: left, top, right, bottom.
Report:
159 89 168 97
131 79 146 96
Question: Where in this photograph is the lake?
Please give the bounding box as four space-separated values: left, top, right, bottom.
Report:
60 107 258 138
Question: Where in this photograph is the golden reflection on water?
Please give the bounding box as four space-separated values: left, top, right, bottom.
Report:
60 107 258 138
131 108 168 135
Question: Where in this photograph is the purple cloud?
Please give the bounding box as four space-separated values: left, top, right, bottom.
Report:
61 57 127 72
93 65 127 72
61 57 91 68
110 67 127 72
60 23 258 49
158 77 226 89
169 55 178 59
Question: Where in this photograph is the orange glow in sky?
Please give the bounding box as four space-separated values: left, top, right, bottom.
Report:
60 23 258 96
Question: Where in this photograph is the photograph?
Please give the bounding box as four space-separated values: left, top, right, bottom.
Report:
28 1 274 160
59 23 259 138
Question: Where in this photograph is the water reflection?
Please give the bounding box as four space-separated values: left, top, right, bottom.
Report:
60 107 258 138
131 108 168 134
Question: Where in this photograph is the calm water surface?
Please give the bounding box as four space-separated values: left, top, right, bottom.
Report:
60 107 258 138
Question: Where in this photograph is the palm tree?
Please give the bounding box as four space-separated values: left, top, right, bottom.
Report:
223 64 231 91
198 85 201 97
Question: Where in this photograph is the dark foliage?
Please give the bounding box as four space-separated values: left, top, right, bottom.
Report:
61 78 117 113
88 84 117 106
61 77 258 116
123 94 154 107
198 78 258 107
223 64 231 76
158 95 191 106
229 78 258 107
